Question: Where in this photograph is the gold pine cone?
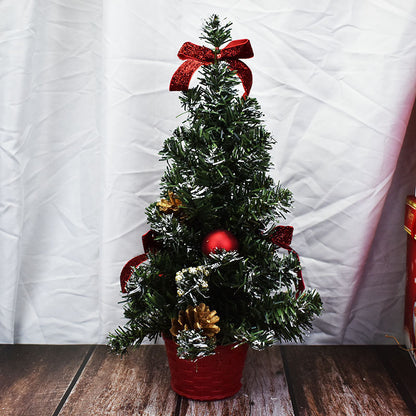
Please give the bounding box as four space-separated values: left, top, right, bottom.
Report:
170 303 220 338
157 191 182 215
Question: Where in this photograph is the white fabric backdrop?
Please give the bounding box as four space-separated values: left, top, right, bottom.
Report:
1 0 416 344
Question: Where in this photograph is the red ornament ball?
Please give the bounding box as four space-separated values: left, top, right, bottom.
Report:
201 230 239 255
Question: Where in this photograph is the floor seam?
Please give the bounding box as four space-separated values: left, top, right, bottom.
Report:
52 345 96 416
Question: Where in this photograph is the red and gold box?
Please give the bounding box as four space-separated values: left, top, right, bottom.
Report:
404 195 416 364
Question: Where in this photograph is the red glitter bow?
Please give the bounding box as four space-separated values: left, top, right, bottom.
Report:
270 226 306 297
170 39 254 98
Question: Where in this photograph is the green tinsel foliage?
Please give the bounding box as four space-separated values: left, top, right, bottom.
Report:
175 329 217 360
108 14 322 359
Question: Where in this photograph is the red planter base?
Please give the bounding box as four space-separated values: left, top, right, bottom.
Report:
163 335 249 401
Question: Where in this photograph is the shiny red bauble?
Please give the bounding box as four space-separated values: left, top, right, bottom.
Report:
201 230 239 255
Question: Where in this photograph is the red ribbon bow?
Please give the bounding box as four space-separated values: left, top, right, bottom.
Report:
169 39 254 98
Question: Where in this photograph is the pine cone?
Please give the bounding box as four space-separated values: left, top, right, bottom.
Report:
157 191 183 215
170 303 220 338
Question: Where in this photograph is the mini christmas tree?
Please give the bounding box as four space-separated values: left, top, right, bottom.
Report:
108 15 322 361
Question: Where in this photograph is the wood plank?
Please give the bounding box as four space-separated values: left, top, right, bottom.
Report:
377 345 416 414
243 346 294 416
0 344 92 416
59 345 178 416
281 345 414 416
179 346 294 416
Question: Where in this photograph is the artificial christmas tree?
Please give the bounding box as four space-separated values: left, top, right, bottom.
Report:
109 15 322 400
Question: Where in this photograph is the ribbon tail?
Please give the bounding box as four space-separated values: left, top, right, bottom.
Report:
291 249 306 298
227 59 253 98
269 225 305 298
142 230 159 253
276 242 305 298
120 253 148 293
169 59 204 91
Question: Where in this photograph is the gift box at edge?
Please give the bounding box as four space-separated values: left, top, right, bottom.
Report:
404 195 416 364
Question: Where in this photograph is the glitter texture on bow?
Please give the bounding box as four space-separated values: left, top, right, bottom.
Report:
170 39 254 98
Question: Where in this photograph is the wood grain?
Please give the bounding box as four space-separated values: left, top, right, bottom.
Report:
179 346 294 416
59 345 178 416
281 345 414 416
377 345 416 415
0 344 91 416
1 344 414 415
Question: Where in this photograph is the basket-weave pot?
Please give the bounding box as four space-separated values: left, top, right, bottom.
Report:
163 335 249 400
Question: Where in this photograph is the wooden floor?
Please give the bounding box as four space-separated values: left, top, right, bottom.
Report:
1 344 415 416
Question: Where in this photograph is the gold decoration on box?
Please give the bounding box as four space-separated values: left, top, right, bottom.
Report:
170 303 220 338
157 191 183 215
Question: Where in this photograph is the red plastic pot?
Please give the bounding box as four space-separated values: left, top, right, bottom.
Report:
163 335 249 400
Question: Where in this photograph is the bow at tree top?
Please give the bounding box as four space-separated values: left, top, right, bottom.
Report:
170 20 254 98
